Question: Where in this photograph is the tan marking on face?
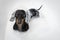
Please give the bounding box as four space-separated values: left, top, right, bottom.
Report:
16 18 25 31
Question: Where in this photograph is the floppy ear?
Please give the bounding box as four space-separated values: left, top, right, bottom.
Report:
10 11 16 22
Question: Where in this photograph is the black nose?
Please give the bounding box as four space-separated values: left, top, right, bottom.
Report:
18 18 22 24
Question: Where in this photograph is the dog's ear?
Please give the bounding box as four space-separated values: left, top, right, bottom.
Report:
10 11 16 22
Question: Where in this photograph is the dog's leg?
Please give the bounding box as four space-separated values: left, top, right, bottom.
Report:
21 22 29 32
13 23 18 30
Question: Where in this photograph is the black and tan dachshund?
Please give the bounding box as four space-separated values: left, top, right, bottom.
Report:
10 5 42 32
13 10 29 32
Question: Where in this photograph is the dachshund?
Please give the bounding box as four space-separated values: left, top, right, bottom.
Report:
10 5 43 32
10 10 29 32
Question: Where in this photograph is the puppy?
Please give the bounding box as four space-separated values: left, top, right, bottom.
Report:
10 5 42 32
10 10 29 32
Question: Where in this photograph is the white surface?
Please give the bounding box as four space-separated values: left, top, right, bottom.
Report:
0 0 60 40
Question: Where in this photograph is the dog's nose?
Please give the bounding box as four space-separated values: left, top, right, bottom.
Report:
18 18 22 24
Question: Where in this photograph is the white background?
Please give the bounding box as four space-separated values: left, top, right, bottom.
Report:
0 0 60 40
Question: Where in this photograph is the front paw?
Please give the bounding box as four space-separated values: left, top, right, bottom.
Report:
13 23 18 30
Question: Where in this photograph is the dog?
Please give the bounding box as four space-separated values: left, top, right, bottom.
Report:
10 5 42 32
10 10 29 32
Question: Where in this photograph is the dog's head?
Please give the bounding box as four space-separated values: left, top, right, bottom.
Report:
15 10 26 31
15 10 26 24
15 10 29 31
10 10 29 32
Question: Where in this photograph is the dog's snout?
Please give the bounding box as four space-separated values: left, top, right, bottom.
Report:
18 18 22 24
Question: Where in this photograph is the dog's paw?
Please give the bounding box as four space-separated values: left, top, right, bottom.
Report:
21 23 29 32
13 23 18 30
